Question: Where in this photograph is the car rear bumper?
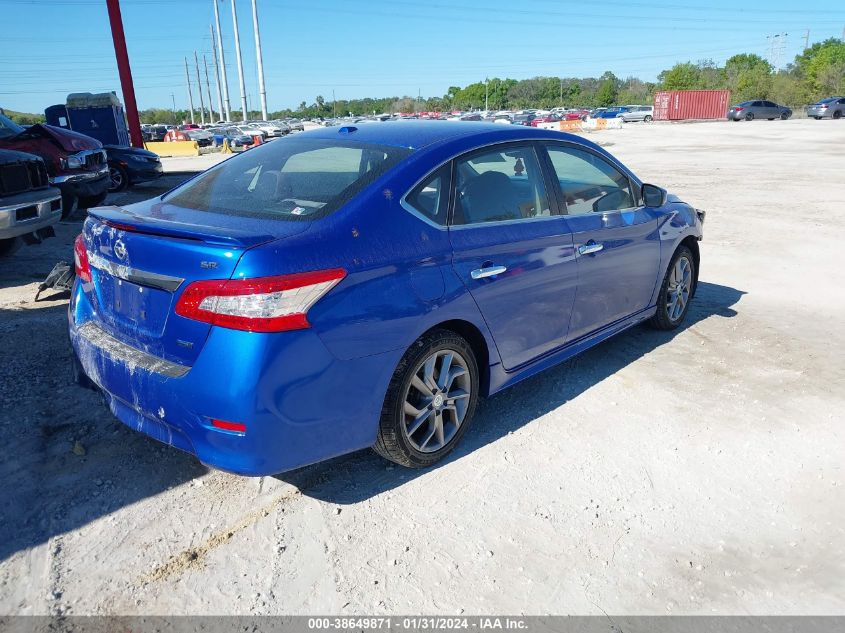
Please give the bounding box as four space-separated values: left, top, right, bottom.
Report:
68 287 399 476
806 109 831 118
0 187 62 239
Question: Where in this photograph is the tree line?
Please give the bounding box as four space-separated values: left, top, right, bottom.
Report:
5 38 843 125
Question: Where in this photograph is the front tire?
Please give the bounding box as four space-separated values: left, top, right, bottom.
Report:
780 112 790 120
374 329 479 468
644 115 653 123
108 164 129 192
834 111 842 120
649 245 696 331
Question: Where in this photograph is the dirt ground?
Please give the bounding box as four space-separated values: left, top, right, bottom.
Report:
1 119 843 615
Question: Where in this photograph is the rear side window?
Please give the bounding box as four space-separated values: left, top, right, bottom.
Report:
545 145 635 214
164 137 411 220
405 165 450 226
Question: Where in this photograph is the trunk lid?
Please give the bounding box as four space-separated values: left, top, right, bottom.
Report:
82 198 309 366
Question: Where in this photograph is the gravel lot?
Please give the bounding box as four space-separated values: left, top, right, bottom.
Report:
1 119 843 615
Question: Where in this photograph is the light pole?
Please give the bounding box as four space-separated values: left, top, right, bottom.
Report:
230 0 249 122
170 93 177 124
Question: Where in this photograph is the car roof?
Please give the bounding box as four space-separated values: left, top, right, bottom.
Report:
298 120 586 150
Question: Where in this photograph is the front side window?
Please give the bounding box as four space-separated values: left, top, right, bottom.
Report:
164 137 411 221
453 145 551 225
545 145 635 214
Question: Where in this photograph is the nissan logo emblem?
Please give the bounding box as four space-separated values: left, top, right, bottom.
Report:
113 239 127 261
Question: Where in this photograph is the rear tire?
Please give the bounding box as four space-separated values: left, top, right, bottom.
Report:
644 115 653 123
374 329 479 468
745 113 755 121
649 245 696 331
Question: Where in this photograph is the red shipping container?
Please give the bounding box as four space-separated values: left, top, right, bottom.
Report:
653 90 731 121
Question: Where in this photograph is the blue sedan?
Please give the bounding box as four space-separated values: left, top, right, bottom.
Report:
69 122 704 475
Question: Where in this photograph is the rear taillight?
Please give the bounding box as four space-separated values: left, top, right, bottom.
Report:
74 234 92 283
175 269 346 332
734 107 744 111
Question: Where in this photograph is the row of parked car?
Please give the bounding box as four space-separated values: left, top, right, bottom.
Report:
142 118 305 146
315 106 656 128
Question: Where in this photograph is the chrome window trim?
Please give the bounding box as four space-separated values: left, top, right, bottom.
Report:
449 213 567 231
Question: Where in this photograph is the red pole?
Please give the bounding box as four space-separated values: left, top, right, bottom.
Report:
106 0 144 148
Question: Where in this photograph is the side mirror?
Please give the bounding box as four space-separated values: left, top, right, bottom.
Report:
642 183 667 208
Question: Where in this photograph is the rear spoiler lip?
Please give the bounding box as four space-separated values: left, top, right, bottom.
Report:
87 205 275 248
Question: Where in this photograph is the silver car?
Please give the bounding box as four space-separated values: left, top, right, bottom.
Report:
727 100 792 121
807 97 845 120
620 106 654 123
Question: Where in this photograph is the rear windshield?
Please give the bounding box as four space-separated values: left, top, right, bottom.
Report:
163 137 411 221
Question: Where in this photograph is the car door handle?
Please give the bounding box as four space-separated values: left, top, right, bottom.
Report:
578 242 604 255
471 265 507 280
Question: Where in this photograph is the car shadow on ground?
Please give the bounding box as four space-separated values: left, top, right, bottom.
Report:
0 302 208 562
276 281 745 503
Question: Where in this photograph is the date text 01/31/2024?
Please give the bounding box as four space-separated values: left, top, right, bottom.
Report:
307 617 528 630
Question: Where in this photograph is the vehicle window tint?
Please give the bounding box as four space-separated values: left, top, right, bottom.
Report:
164 138 410 221
764 101 777 107
405 165 449 225
453 145 551 225
545 145 635 214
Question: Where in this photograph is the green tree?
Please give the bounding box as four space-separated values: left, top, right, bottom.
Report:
658 62 701 91
793 38 845 98
724 53 772 101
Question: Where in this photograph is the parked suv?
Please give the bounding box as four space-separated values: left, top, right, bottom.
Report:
0 112 109 215
0 149 62 256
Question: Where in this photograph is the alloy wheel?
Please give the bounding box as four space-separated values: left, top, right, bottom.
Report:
402 349 471 453
666 256 692 322
109 167 124 192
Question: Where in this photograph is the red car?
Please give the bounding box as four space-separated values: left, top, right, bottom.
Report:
565 109 590 121
529 114 561 127
0 112 109 216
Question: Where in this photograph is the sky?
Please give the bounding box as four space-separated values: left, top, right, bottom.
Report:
1 0 844 115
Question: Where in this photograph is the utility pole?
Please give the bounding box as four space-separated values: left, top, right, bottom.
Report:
184 57 195 124
170 93 176 124
485 77 489 111
210 25 225 123
213 1 231 121
105 0 143 147
333 89 336 117
194 51 206 125
803 29 810 50
250 0 268 120
766 33 788 70
203 54 215 123
230 0 249 122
